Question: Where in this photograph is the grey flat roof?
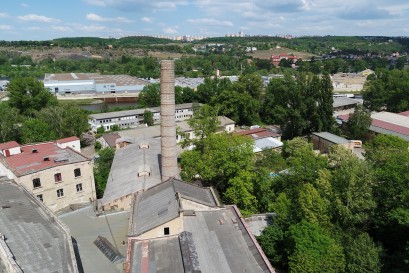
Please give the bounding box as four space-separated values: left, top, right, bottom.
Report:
130 178 218 236
129 206 273 273
254 137 283 152
130 236 185 273
333 97 359 108
99 137 162 208
0 179 77 273
312 132 351 144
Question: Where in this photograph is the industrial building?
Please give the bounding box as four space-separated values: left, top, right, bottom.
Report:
0 137 96 213
125 178 276 273
0 177 79 273
43 73 149 95
88 103 197 131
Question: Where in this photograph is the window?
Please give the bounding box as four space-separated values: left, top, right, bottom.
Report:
33 178 41 188
37 194 43 202
74 168 81 177
57 189 64 198
54 173 62 183
164 227 170 235
76 183 83 192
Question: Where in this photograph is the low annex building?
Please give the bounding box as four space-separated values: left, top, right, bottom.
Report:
237 127 283 152
0 137 96 213
311 132 354 153
89 103 197 132
44 73 149 95
0 177 79 273
125 178 275 273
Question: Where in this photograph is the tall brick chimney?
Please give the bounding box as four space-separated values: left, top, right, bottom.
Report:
160 60 178 182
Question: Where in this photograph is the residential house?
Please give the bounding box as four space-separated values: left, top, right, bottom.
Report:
0 137 96 212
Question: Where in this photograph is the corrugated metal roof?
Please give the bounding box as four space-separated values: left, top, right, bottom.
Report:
312 132 351 144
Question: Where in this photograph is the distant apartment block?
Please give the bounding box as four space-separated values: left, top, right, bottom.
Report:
0 178 79 273
43 73 149 95
0 137 96 212
89 103 197 131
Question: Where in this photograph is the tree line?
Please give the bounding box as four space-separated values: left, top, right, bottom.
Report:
0 77 89 145
179 123 409 272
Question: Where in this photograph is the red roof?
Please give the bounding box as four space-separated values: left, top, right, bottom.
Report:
0 141 20 150
1 141 88 176
57 136 80 144
236 128 280 140
372 118 409 136
399 111 409 117
337 114 409 136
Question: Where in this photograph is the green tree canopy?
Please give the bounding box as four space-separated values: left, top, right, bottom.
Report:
8 77 58 116
138 84 160 108
346 104 372 140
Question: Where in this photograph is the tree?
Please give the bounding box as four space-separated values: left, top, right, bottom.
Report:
257 222 286 266
94 147 115 198
234 73 264 100
180 133 254 193
0 103 22 143
344 232 382 273
138 84 160 108
346 105 372 140
186 104 219 147
143 110 154 126
21 118 58 144
223 170 258 216
286 220 346 273
37 104 89 138
8 77 58 116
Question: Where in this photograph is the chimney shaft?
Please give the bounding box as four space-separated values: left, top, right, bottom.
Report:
160 60 178 182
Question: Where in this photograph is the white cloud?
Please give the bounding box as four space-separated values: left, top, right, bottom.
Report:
17 14 60 23
52 26 74 32
84 0 187 11
141 17 153 23
187 18 233 27
0 25 12 30
163 26 178 34
20 3 29 8
0 13 9 18
86 13 132 23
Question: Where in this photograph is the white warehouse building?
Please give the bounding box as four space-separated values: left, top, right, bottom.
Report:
43 73 149 95
89 103 198 131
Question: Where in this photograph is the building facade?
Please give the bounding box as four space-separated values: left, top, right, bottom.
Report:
89 103 197 132
43 73 149 95
0 137 96 212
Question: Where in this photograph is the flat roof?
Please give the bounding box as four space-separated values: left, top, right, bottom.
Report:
0 179 77 273
99 137 162 208
0 140 89 177
312 132 351 144
333 97 359 108
129 206 275 273
254 137 283 152
44 73 149 87
371 112 409 128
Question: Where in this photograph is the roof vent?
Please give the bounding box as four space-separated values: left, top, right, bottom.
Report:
137 171 150 177
43 156 50 161
139 143 149 149
32 149 38 153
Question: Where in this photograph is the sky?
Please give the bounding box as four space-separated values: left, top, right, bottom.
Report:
1 0 409 40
